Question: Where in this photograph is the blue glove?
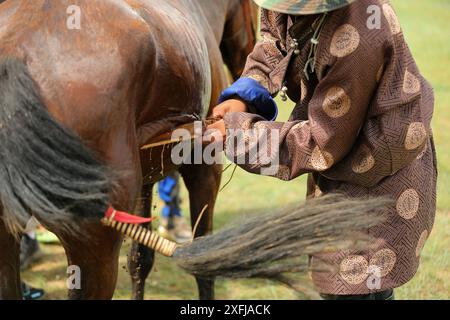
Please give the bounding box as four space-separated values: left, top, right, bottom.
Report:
218 77 278 121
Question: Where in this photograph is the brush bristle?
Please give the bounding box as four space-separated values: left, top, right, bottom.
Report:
173 194 390 283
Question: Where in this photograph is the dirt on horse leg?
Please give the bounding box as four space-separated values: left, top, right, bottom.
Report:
57 223 122 300
128 183 155 300
180 163 222 300
0 209 22 299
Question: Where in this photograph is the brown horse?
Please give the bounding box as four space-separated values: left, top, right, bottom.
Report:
128 0 258 300
128 0 259 299
201 0 259 80
0 0 256 300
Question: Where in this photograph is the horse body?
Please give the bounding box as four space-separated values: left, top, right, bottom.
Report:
1 0 220 150
0 0 256 300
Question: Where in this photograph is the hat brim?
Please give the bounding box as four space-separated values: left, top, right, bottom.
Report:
253 0 357 15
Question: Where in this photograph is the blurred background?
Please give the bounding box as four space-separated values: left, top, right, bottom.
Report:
22 0 449 299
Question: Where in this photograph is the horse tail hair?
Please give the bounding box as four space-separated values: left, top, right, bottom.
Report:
172 194 390 284
0 58 111 234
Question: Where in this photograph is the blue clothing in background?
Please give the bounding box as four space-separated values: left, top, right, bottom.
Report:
158 175 182 218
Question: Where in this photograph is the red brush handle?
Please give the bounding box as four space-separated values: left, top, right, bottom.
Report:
104 206 156 224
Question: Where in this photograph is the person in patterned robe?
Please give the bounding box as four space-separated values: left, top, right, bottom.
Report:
209 0 437 299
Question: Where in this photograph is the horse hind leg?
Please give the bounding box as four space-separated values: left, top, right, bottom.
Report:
128 183 155 300
55 222 122 300
0 207 22 300
180 163 222 300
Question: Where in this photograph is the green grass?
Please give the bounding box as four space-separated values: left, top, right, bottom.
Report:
23 0 449 299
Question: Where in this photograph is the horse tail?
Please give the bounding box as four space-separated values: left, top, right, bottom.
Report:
0 58 111 234
172 194 389 282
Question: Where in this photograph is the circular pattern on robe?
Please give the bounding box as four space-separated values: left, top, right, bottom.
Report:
310 146 334 171
405 122 427 150
322 87 351 118
330 24 360 58
369 248 397 277
300 80 307 102
351 144 375 174
416 229 428 257
403 70 421 94
396 189 420 219
383 4 401 35
340 255 369 285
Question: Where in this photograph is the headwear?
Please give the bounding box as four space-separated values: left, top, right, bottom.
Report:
253 0 357 15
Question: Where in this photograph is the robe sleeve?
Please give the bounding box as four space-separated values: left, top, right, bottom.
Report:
223 22 387 182
240 9 287 95
218 9 289 120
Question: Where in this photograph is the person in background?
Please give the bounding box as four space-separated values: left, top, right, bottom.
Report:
157 173 192 243
209 0 436 300
21 281 44 300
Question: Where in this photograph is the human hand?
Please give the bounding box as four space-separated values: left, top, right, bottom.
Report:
212 98 247 119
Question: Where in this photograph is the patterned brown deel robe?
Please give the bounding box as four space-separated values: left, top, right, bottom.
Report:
223 0 437 294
